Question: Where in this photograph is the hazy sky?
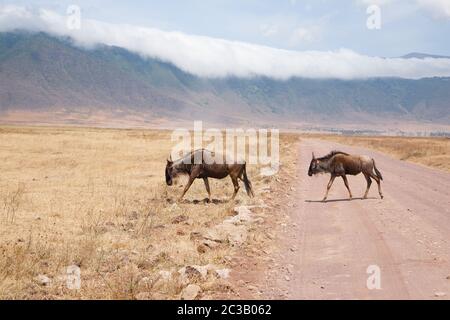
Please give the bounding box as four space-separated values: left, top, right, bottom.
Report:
1 1 450 79
3 0 450 57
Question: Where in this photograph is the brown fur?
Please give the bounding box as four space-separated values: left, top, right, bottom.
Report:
308 150 384 201
165 149 254 201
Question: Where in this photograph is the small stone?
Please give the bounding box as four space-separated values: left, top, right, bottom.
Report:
138 277 152 287
435 292 446 297
215 269 231 279
181 284 201 300
35 274 51 286
190 232 203 241
202 240 220 249
285 275 290 281
286 264 294 274
229 206 253 224
197 244 208 254
171 215 189 224
178 265 210 284
158 270 172 280
204 223 247 246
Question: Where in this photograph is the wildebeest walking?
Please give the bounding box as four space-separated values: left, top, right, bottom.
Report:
308 151 383 202
165 149 254 202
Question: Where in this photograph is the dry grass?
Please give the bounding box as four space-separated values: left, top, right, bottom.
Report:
315 135 450 172
0 125 298 299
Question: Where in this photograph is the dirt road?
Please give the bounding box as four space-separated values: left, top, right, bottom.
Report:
252 139 450 300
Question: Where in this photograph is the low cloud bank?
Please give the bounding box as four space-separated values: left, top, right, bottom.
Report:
1 5 450 80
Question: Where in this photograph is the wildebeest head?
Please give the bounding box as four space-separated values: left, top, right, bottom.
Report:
308 152 320 176
165 157 174 186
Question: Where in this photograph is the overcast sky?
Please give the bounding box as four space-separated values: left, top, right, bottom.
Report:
4 0 450 56
1 0 450 79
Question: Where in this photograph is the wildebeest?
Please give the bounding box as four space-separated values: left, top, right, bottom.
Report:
165 149 254 202
308 151 383 201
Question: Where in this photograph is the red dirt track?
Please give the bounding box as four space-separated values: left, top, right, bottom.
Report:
242 139 450 300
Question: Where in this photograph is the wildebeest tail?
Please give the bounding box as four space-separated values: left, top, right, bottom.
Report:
242 164 255 198
373 159 383 180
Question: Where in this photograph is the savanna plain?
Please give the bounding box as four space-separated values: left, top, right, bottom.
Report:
0 126 449 299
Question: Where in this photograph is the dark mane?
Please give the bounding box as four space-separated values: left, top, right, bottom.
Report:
172 149 209 165
317 150 349 161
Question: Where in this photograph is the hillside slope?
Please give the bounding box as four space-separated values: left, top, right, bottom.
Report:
1 32 450 127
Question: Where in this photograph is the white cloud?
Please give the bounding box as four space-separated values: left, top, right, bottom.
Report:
357 0 450 18
356 0 396 7
417 0 450 18
260 23 278 37
1 5 450 80
289 27 315 45
357 0 396 6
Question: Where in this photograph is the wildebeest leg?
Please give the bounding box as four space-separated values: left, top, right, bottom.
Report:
341 175 352 199
203 177 211 202
323 175 336 202
179 166 202 201
230 176 240 201
179 176 196 201
369 173 383 199
363 173 372 199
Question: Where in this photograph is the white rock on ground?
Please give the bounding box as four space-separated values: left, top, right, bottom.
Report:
178 264 232 284
181 284 201 300
205 223 248 246
158 270 172 280
215 269 231 279
226 206 253 224
178 265 210 284
202 204 271 246
35 274 51 286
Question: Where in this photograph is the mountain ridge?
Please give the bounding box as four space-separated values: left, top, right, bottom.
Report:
401 52 450 59
1 31 450 129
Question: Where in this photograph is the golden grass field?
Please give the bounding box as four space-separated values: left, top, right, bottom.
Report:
0 126 298 299
316 135 450 173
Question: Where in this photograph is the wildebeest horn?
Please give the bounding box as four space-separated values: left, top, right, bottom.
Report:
312 152 316 159
167 154 173 163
